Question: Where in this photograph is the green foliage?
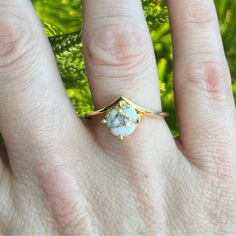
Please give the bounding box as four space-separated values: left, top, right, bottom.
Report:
32 0 82 36
217 0 236 84
142 0 176 134
0 0 234 143
49 32 93 116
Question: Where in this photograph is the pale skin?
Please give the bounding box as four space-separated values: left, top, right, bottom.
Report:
0 0 236 234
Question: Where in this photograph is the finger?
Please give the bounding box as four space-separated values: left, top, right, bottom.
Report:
82 0 175 150
0 1 87 172
82 0 162 111
168 0 236 169
83 0 161 110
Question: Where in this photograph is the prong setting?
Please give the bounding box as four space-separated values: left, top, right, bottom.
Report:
118 135 124 141
104 98 139 140
101 119 107 124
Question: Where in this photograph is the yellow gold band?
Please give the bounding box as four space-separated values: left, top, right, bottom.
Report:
85 97 169 119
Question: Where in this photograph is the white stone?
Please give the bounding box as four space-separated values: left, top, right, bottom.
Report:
106 105 139 138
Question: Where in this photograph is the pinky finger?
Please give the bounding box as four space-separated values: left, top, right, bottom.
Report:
168 0 236 172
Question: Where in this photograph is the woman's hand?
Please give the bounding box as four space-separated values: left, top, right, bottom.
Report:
0 0 235 234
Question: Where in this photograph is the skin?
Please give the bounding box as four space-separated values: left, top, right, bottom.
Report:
0 0 236 234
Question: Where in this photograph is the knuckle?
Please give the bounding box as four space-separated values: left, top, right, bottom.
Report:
184 59 230 101
83 24 151 78
0 13 40 70
181 1 216 26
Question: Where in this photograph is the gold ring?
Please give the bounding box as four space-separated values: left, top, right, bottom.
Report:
85 97 169 140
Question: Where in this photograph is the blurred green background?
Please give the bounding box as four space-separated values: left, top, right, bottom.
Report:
32 0 236 136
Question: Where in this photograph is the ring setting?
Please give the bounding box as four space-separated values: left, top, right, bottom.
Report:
85 97 168 140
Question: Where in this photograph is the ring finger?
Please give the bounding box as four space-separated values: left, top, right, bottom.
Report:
82 0 173 149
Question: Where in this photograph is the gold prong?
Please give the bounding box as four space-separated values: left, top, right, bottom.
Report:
118 101 126 107
118 135 124 141
138 115 142 123
101 119 107 124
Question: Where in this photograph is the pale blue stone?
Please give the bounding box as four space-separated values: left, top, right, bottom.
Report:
106 106 139 137
107 108 118 127
109 108 118 120
112 117 122 127
110 125 138 137
124 108 138 121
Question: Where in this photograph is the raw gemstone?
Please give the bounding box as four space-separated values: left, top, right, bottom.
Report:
106 104 139 138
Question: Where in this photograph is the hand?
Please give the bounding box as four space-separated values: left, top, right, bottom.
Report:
0 0 236 234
